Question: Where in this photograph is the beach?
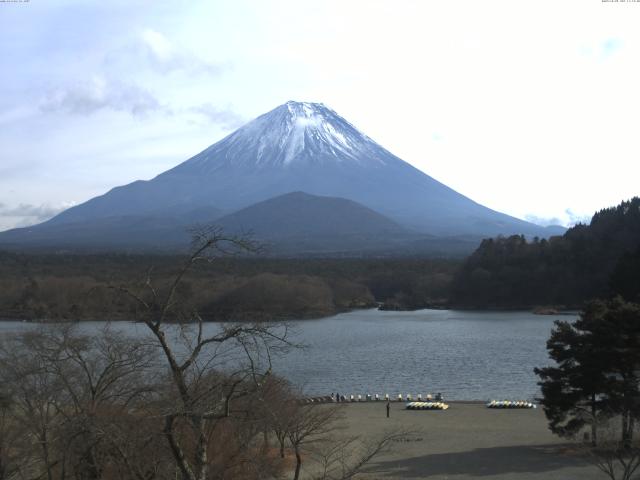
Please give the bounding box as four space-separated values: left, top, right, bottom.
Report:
331 401 603 480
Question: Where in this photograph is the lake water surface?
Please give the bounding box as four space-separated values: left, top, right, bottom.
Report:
0 308 574 401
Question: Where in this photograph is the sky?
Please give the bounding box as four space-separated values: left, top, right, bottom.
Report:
1 0 639 231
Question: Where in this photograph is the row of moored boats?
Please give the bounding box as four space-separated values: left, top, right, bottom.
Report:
334 393 445 402
486 400 536 409
406 402 449 410
313 394 537 410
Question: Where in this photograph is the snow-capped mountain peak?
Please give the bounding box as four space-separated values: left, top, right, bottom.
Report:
24 100 562 242
177 101 389 173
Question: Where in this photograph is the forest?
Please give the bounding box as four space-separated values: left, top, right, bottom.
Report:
451 197 640 308
1 197 639 322
0 250 456 322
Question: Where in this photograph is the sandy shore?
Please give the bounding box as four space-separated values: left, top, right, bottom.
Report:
327 402 602 480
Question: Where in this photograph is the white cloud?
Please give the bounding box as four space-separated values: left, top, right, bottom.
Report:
141 28 174 63
40 76 163 117
0 201 75 230
525 209 594 228
563 209 593 227
138 28 224 75
601 38 623 58
188 103 245 130
524 214 564 228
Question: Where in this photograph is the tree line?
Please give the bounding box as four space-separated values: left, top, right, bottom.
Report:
0 251 457 322
452 197 640 308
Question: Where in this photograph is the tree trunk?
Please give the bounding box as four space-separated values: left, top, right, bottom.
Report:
591 394 598 447
194 417 208 480
293 446 302 480
622 411 630 448
164 416 195 480
40 427 54 480
82 446 102 480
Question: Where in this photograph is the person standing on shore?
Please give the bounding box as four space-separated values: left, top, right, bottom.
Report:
386 399 390 418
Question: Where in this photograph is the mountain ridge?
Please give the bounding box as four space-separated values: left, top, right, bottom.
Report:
0 101 565 253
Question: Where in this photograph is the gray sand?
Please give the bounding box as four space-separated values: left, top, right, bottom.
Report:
331 402 603 480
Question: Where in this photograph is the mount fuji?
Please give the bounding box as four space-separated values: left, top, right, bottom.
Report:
0 101 563 254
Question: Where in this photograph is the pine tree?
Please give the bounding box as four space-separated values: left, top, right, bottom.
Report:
535 298 640 446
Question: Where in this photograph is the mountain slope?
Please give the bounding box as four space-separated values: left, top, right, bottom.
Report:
0 207 222 251
0 101 565 253
216 191 406 238
213 191 415 254
0 191 482 256
39 101 560 238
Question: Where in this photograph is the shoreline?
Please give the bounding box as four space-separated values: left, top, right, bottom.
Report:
0 305 580 324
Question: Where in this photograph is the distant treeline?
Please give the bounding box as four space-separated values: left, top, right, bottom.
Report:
451 197 640 308
0 253 458 321
4 198 638 321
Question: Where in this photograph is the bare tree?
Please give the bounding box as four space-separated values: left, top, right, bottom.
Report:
0 324 164 480
114 227 293 480
253 375 298 459
579 419 640 480
31 325 158 480
0 330 67 480
0 389 31 480
308 429 418 480
286 403 345 480
281 397 418 480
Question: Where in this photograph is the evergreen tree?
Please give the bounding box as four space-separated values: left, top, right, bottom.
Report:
610 246 640 302
595 298 640 447
535 298 640 446
535 302 609 445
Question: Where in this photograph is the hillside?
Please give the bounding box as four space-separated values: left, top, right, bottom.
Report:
215 191 417 254
451 197 640 308
0 208 222 252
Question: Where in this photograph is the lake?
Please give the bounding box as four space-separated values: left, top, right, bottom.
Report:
0 308 574 401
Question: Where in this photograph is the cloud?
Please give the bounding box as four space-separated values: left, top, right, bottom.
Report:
139 28 224 76
579 37 623 60
40 76 164 117
525 208 592 228
524 214 564 227
39 73 245 129
141 29 174 63
564 208 591 226
0 202 74 225
188 103 246 130
601 38 623 58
